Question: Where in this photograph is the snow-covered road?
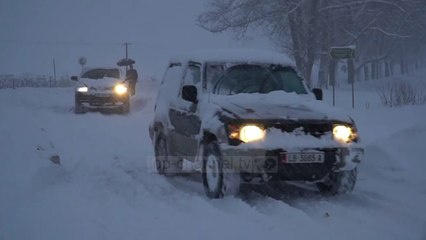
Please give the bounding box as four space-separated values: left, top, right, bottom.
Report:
1 82 425 240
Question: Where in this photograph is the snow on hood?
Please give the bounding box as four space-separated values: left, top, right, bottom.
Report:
208 91 351 122
78 77 126 91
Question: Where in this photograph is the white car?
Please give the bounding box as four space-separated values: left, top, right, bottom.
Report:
71 67 130 114
150 50 364 199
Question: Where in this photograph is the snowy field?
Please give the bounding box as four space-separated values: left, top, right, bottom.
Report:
1 73 426 240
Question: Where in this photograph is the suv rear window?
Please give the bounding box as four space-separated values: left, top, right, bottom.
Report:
212 64 307 95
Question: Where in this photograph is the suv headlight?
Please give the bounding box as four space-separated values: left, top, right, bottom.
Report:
77 86 88 93
333 125 357 143
114 84 128 95
228 124 265 143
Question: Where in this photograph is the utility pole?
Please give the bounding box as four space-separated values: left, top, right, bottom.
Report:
124 42 130 58
53 58 57 81
349 59 355 109
124 42 131 70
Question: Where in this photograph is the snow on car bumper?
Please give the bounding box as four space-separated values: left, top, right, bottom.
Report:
220 146 363 182
76 93 128 109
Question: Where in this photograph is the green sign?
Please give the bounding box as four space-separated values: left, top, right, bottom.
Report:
330 47 356 59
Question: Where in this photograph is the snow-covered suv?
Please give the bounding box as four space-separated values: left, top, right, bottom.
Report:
72 67 130 114
149 50 364 199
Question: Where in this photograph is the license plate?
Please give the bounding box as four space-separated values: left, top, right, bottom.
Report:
281 152 325 164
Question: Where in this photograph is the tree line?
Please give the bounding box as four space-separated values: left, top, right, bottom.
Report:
198 0 426 87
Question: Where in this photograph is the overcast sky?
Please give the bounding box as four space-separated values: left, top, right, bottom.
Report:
0 0 271 79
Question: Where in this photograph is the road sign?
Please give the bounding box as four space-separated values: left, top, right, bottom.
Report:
329 46 357 109
78 57 87 66
330 46 356 59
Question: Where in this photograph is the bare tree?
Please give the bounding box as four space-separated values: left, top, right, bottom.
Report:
198 0 426 87
198 0 322 86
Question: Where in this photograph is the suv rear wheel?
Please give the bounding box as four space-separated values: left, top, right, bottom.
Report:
154 134 182 176
202 142 241 199
317 168 357 195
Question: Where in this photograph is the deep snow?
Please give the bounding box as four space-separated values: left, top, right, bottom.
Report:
1 74 426 240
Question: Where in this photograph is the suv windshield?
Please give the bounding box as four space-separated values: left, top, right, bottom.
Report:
81 69 120 79
212 64 307 95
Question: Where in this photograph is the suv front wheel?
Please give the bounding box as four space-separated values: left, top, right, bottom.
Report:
317 168 357 195
202 142 241 199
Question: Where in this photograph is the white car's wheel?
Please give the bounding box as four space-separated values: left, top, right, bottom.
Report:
317 168 357 195
202 142 240 199
154 134 182 176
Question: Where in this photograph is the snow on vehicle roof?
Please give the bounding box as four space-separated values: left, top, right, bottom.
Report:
81 67 120 75
170 49 295 66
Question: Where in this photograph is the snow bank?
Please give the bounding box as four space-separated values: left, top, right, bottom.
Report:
1 79 426 240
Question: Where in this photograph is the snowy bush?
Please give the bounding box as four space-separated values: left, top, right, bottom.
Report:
379 81 426 107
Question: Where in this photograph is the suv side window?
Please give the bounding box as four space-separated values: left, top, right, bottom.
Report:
155 63 183 111
183 62 201 86
179 62 201 101
205 64 224 91
177 62 201 109
163 63 182 85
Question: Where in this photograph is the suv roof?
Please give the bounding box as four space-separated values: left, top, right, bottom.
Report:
80 67 122 79
81 67 120 75
169 49 295 66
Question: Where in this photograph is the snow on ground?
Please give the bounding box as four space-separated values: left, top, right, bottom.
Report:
1 74 426 240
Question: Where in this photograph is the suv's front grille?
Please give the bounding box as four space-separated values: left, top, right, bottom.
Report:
77 95 116 106
90 96 114 106
271 122 332 138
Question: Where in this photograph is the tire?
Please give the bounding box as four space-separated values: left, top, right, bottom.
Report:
317 168 357 195
154 134 182 176
74 99 85 114
202 142 241 199
121 100 130 114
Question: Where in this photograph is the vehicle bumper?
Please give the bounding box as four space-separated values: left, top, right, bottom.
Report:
76 93 128 109
221 147 364 182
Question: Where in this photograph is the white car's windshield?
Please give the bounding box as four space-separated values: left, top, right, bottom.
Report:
212 64 307 95
81 69 120 79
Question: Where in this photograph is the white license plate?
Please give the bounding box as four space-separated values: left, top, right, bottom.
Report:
282 152 325 164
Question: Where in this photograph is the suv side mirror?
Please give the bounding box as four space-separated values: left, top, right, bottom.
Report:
71 76 78 81
312 88 323 101
182 85 198 103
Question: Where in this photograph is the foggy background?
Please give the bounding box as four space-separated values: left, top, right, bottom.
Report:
0 0 271 80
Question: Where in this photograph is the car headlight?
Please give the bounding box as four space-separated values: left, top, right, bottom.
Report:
77 86 88 93
333 125 356 143
114 84 128 95
228 124 265 143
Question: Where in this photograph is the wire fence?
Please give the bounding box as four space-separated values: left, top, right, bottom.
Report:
0 75 75 89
